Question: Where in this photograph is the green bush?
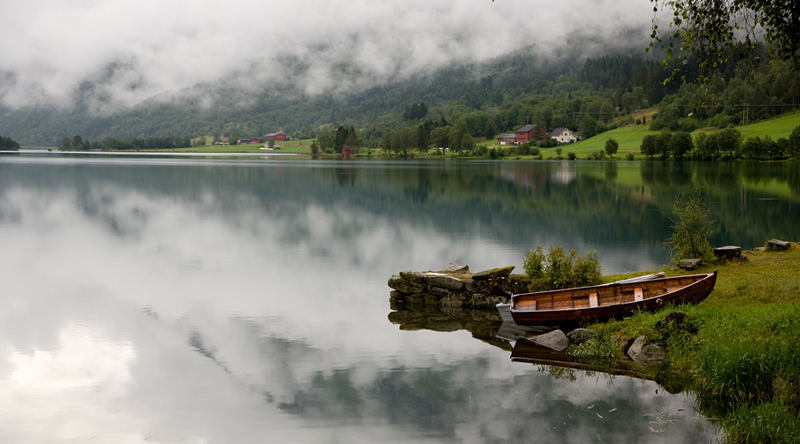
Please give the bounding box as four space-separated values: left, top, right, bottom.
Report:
567 152 576 160
523 246 602 291
664 192 715 262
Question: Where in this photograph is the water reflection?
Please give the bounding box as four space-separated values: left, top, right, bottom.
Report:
3 154 795 441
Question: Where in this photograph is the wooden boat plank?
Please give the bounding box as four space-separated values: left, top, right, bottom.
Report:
510 271 716 325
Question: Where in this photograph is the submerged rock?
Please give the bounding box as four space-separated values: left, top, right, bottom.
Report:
627 336 666 363
530 329 569 351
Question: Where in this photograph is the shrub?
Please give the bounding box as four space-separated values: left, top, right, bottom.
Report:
626 153 635 160
790 124 800 158
664 192 715 262
588 150 606 160
605 138 619 157
523 246 602 291
708 112 734 129
567 152 576 160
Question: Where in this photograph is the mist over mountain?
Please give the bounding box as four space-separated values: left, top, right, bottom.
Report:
0 0 661 145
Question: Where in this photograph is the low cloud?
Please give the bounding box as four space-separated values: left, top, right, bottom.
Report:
0 0 653 111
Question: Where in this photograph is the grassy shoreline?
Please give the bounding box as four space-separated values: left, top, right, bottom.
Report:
578 244 800 443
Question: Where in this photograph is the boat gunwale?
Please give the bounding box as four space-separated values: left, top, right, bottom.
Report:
510 271 716 314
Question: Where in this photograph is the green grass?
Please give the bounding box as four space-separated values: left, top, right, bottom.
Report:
154 139 315 154
544 110 800 160
563 124 659 157
575 244 800 443
702 111 800 141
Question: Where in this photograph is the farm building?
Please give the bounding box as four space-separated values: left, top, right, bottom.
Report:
550 128 577 144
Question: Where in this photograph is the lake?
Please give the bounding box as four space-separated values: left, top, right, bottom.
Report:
2 153 798 442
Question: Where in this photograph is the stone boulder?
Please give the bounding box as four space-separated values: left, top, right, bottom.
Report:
529 329 569 351
439 263 470 274
627 336 666 363
398 271 425 283
713 246 742 261
567 328 598 345
767 239 791 251
388 275 424 294
472 266 515 281
423 273 465 291
678 258 702 270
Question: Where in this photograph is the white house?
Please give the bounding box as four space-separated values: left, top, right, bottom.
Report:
550 127 577 144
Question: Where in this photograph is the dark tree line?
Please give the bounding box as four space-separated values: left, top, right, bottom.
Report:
0 135 20 150
60 135 192 150
402 102 429 121
641 124 800 160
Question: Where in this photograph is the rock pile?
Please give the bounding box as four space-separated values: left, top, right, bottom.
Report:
767 239 791 251
388 264 531 309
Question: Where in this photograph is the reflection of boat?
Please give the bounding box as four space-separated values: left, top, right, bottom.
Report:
511 338 653 381
510 271 716 326
496 272 666 323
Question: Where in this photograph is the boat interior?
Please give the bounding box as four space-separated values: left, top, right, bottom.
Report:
512 275 706 311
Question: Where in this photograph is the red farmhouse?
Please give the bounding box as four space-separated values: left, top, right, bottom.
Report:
267 132 287 142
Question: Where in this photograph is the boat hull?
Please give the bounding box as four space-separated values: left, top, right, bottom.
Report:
510 271 716 326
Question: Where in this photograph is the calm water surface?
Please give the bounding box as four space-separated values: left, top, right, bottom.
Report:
2 153 798 443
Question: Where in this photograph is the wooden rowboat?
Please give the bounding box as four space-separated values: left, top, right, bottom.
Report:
496 272 665 323
510 271 717 326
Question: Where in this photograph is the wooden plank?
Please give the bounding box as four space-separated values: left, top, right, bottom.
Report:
634 287 644 302
589 292 598 308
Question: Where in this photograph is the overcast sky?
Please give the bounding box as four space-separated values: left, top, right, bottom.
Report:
0 0 655 110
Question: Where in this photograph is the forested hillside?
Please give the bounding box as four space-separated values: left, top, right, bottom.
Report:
0 41 797 147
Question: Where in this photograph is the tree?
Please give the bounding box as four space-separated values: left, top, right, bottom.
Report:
317 130 335 152
72 135 84 150
604 138 619 158
579 114 598 139
650 0 800 83
655 132 673 160
789 124 800 158
641 134 657 158
665 192 715 262
61 136 72 150
671 132 694 160
430 127 449 150
0 135 20 150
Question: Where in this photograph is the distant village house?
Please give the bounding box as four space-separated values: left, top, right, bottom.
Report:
497 125 548 145
266 131 287 142
497 134 517 145
515 124 546 143
342 145 360 159
549 127 577 144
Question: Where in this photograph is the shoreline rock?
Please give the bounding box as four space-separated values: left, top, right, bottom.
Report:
388 264 530 309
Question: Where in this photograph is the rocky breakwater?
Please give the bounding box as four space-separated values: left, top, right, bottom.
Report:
388 264 531 309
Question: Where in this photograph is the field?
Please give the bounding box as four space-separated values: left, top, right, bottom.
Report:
483 110 800 160
155 139 315 154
